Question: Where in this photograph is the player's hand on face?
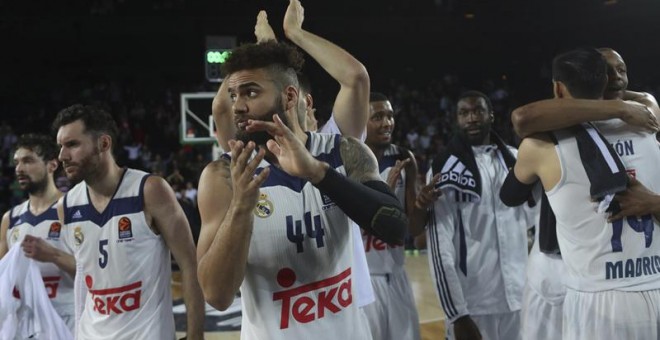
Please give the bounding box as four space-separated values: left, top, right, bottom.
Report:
609 175 660 221
21 234 57 263
621 101 659 133
228 140 270 207
254 10 277 43
283 0 304 38
453 316 482 340
415 174 442 210
245 114 323 181
386 159 410 191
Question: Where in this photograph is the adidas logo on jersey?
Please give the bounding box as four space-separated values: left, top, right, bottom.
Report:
272 267 352 329
72 210 83 219
321 194 336 210
440 156 476 189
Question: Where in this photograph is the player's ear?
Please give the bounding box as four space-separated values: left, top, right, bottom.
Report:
98 134 112 153
284 85 298 111
47 159 59 173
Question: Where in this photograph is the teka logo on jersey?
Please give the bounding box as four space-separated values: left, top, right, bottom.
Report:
86 275 141 315
363 230 399 252
272 267 352 329
12 276 60 299
43 276 60 298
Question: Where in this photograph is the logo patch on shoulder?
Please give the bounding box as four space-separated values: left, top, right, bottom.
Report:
118 217 133 239
74 226 84 246
48 222 62 239
254 193 274 218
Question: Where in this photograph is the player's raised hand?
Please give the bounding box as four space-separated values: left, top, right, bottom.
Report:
245 114 326 182
227 140 269 207
386 159 411 191
254 10 277 43
283 0 304 38
415 174 442 210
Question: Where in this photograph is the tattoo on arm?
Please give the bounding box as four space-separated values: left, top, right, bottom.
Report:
339 137 381 183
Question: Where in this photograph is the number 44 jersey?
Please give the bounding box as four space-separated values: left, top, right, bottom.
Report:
548 121 660 292
62 169 174 340
238 132 371 340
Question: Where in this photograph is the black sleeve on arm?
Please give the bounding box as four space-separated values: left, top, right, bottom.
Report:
314 168 407 245
500 170 535 207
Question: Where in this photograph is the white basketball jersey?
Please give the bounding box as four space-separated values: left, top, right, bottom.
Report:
548 124 660 292
362 144 406 275
62 169 174 340
6 200 75 318
239 132 371 340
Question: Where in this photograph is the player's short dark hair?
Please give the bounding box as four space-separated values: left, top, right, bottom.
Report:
52 104 119 150
370 92 390 103
297 72 312 95
552 47 607 99
16 133 59 161
457 90 494 113
222 41 304 92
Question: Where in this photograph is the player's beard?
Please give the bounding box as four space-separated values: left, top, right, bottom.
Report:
236 96 289 146
21 173 49 195
63 147 101 185
458 121 492 146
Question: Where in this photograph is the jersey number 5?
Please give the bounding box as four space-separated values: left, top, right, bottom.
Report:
99 239 109 268
611 214 654 252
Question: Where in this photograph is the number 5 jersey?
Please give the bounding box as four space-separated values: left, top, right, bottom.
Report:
62 169 175 340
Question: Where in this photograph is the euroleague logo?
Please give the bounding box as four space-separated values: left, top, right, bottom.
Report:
118 217 133 240
48 222 61 239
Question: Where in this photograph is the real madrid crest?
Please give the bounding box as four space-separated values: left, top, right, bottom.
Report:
254 193 274 218
74 226 84 246
10 229 19 243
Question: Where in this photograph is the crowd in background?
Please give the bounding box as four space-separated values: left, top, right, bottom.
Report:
0 72 658 243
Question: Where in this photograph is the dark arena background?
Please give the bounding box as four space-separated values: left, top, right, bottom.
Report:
2 0 659 338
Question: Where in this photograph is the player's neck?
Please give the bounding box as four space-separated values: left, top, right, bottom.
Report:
367 143 387 160
86 162 125 198
28 184 61 214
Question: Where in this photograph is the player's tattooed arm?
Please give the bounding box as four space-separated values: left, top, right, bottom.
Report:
313 136 407 245
339 136 381 183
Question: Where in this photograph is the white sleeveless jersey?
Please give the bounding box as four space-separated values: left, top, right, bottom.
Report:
362 144 406 275
238 132 371 340
6 200 75 319
548 124 660 292
62 169 174 340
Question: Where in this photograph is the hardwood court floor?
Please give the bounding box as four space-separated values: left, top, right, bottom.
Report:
173 251 445 339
